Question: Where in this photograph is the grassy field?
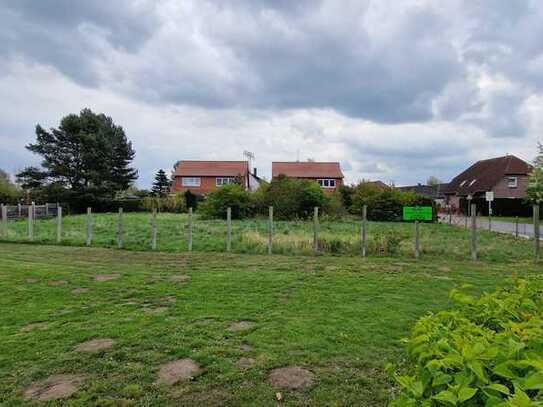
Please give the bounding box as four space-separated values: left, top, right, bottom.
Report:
1 242 540 406
0 212 539 262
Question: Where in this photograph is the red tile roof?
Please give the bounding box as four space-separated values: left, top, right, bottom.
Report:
173 161 248 177
272 162 344 178
444 155 532 196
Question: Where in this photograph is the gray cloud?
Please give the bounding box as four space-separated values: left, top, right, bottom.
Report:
1 0 543 187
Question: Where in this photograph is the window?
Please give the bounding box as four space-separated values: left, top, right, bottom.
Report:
182 177 201 187
507 177 518 188
469 179 477 186
317 179 336 188
459 180 467 187
216 177 237 186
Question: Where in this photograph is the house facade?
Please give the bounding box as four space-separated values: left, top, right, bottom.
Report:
171 160 260 195
271 161 344 192
443 155 533 216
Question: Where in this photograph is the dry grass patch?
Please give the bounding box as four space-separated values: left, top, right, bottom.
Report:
20 322 49 333
267 366 315 389
236 357 256 370
94 274 120 282
23 374 87 402
156 359 202 385
75 338 115 353
228 321 255 332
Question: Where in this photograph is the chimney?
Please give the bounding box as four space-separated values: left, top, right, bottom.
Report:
253 167 257 177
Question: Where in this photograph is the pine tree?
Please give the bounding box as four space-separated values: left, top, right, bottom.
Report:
17 108 138 201
152 169 171 196
527 143 543 203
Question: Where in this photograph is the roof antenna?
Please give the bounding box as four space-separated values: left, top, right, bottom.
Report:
243 150 255 171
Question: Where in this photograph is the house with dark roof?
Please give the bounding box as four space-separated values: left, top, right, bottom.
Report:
397 183 448 205
171 161 260 195
272 161 344 192
443 155 533 216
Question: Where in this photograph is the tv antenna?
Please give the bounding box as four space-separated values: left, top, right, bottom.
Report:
243 150 255 169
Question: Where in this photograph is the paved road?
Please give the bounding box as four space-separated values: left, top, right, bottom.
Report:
439 214 542 239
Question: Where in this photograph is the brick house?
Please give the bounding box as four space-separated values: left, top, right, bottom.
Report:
171 161 260 195
443 155 533 216
271 161 344 192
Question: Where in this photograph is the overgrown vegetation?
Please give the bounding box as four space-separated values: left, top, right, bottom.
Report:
388 279 543 406
0 212 537 262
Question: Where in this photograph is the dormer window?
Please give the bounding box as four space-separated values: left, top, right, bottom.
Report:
507 177 518 188
469 179 477 186
459 180 467 187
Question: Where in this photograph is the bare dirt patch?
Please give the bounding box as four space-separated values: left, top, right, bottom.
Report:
239 343 253 353
228 321 255 332
21 322 49 333
25 278 39 284
143 307 168 315
48 280 68 286
156 359 202 385
94 274 120 282
23 374 87 401
267 366 315 389
236 357 256 370
75 338 115 353
161 296 177 303
438 266 451 273
71 288 89 295
169 274 191 283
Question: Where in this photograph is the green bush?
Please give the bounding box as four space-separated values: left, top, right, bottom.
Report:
351 182 435 221
388 279 543 406
200 184 251 219
259 175 326 220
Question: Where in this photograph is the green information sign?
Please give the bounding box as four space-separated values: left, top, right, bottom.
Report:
403 206 433 221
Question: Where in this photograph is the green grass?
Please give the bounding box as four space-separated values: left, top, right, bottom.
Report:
0 212 539 263
1 243 540 406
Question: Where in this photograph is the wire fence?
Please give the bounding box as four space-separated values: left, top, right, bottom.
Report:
0 204 540 263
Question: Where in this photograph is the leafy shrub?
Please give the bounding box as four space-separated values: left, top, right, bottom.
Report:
323 191 347 219
199 184 251 219
387 279 543 406
257 175 326 220
351 181 435 221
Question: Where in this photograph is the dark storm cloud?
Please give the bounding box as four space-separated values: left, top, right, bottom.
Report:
0 0 159 84
1 0 541 132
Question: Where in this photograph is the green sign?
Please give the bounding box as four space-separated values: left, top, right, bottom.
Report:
403 206 433 221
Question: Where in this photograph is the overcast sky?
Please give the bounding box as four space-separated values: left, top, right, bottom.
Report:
1 0 542 188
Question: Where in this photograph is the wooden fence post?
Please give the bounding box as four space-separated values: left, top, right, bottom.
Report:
28 203 33 240
268 206 273 255
117 207 123 249
515 216 519 238
470 204 477 261
313 207 319 253
32 202 35 223
414 220 420 259
534 204 540 263
151 208 157 250
361 205 367 257
1 204 7 238
188 207 193 252
56 206 62 243
226 207 232 252
17 203 21 217
86 207 92 246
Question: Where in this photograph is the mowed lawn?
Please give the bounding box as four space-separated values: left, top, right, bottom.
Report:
1 243 540 406
1 212 539 262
